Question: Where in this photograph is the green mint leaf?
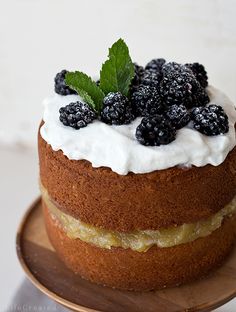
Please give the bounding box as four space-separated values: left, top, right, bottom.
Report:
65 71 105 112
75 88 95 110
100 38 134 97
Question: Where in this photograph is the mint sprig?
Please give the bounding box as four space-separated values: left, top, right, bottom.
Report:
100 39 135 97
64 39 134 112
65 71 104 112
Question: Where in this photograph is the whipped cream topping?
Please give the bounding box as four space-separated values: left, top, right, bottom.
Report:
40 86 236 175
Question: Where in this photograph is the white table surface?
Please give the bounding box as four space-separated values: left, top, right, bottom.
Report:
0 147 39 310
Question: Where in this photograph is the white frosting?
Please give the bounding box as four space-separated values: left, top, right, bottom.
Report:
40 86 236 175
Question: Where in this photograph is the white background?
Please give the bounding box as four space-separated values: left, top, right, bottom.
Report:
0 0 236 310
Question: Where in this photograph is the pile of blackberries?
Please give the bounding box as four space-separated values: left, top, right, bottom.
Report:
55 59 229 146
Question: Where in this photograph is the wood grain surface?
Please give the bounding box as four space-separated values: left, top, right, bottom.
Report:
16 198 236 312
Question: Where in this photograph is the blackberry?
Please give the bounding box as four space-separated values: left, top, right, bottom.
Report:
191 104 229 136
165 104 190 130
185 62 208 88
101 92 134 125
132 63 145 87
160 62 210 108
131 85 164 117
54 70 77 95
140 69 162 89
59 101 97 129
193 87 210 107
145 58 166 72
136 115 176 146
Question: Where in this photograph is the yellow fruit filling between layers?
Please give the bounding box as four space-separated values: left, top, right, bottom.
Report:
41 185 236 252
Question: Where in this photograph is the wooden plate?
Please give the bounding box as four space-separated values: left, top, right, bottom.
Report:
16 198 236 312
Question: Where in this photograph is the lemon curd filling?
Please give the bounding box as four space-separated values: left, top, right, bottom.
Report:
41 186 236 252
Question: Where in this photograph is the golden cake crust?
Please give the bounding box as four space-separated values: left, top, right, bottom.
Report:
43 201 236 291
39 125 236 231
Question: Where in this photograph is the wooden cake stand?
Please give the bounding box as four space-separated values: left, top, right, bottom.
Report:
16 198 236 312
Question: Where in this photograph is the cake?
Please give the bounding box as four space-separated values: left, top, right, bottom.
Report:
38 39 236 291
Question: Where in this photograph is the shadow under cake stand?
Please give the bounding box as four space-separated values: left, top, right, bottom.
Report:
16 197 236 312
